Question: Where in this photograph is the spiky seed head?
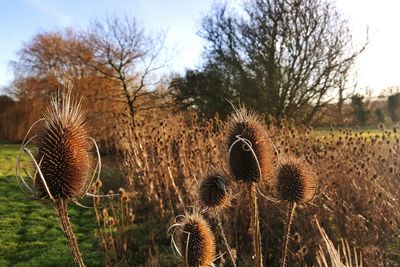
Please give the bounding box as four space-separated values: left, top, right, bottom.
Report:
179 214 216 267
227 108 275 183
275 157 316 203
198 174 231 211
34 92 92 199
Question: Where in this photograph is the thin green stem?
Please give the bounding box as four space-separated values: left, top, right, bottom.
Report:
56 199 86 267
280 202 297 267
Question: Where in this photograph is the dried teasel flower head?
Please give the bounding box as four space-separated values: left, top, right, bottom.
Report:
198 173 232 212
275 157 317 203
120 188 130 203
169 213 216 267
35 92 92 199
226 107 275 183
16 91 101 202
15 91 102 266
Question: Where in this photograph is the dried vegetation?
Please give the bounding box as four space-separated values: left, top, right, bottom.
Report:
92 112 399 266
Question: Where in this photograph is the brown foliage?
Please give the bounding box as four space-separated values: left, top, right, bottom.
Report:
4 22 170 148
0 99 44 141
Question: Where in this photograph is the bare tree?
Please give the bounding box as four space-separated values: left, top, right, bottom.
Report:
197 0 367 123
84 15 166 122
336 72 359 124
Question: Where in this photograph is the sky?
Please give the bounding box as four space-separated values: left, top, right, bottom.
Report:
0 0 400 96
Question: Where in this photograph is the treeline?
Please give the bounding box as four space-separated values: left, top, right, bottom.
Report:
349 92 400 126
314 92 400 126
0 16 172 145
2 0 399 143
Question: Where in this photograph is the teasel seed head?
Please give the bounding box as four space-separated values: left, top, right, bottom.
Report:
169 214 216 267
275 157 316 203
198 173 232 212
34 92 92 199
180 214 216 267
227 107 275 183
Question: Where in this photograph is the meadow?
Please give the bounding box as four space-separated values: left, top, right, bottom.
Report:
0 116 399 266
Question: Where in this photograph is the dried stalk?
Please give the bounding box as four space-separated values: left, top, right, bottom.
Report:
56 199 85 267
216 215 237 267
249 183 263 267
280 202 296 267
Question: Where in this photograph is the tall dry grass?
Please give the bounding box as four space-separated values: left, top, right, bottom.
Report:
93 113 399 266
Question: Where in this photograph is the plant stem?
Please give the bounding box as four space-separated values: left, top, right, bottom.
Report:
56 199 86 267
249 183 263 267
280 202 296 267
216 215 237 267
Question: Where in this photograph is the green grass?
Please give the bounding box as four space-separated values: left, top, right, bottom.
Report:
0 142 102 266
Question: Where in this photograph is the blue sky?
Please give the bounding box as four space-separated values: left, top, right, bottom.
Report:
0 0 217 92
1 0 400 95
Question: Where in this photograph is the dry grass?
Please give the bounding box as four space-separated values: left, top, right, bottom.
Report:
316 219 363 267
92 113 399 266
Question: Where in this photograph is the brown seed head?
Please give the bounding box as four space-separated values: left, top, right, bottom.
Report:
34 92 92 199
293 232 301 243
198 173 231 211
121 192 129 203
227 108 275 183
129 209 135 223
102 208 109 219
300 246 308 256
275 157 316 203
179 214 216 267
106 216 116 226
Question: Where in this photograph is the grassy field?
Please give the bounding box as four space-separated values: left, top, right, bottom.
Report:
0 142 102 266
